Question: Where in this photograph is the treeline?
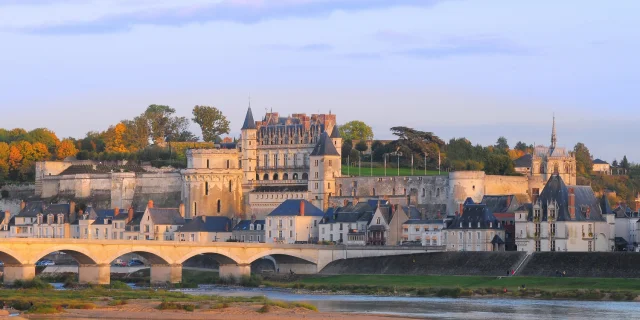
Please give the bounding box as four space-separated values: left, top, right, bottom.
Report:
0 105 231 182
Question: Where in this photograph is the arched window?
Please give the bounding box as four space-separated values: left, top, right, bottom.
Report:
193 202 197 216
372 188 376 196
539 163 545 174
256 174 260 180
339 188 343 196
273 173 279 180
436 188 440 198
302 173 308 180
283 173 289 180
293 173 298 180
554 163 559 174
205 182 209 196
263 173 269 180
206 159 210 169
229 181 232 192
227 160 230 169
422 188 426 197
217 200 221 213
404 188 407 195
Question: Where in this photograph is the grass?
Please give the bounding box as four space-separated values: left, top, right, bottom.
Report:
341 164 446 177
265 274 640 301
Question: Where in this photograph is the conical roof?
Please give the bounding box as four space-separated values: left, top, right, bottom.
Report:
310 132 340 157
330 125 341 138
241 107 256 130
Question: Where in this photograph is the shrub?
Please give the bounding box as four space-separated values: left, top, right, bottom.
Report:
211 302 230 309
436 288 462 298
10 300 33 311
12 278 53 290
28 305 63 314
240 275 263 287
66 302 96 309
110 281 131 290
158 301 196 312
257 305 271 313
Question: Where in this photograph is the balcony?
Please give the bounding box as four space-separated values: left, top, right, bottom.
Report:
254 179 308 186
257 165 310 171
582 232 594 239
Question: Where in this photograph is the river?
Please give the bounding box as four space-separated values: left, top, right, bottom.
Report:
178 286 640 319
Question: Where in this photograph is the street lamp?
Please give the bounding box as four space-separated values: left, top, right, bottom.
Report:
390 150 403 176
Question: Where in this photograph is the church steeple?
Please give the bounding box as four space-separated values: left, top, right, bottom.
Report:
551 115 557 149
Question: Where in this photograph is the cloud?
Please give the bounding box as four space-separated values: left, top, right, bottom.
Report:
1 0 446 34
398 35 532 59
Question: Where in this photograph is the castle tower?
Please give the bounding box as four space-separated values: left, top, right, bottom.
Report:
241 106 257 185
330 125 343 158
309 132 341 211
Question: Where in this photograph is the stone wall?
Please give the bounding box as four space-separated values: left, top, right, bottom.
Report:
484 175 529 195
320 252 526 276
519 252 640 278
335 175 449 208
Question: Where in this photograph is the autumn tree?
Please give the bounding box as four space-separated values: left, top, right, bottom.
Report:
32 142 51 161
573 142 593 175
192 105 230 142
339 121 374 141
27 128 60 152
56 139 78 160
104 123 129 153
0 142 9 181
121 116 149 152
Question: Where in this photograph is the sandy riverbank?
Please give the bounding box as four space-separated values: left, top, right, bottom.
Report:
19 300 406 320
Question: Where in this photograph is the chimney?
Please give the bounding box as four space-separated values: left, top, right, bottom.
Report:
147 200 154 209
299 201 305 216
343 199 348 207
251 214 256 223
532 188 540 204
114 206 120 217
179 203 185 218
459 203 464 215
127 207 134 223
20 200 26 211
4 211 10 224
568 188 576 220
69 201 76 215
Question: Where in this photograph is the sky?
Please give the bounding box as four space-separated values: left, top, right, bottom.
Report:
0 0 638 162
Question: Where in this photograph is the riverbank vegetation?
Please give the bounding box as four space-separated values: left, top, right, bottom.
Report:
265 274 640 301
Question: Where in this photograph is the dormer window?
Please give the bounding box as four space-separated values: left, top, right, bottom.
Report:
489 222 493 228
250 224 254 231
58 214 64 224
468 222 471 228
37 214 43 225
257 224 261 231
477 222 480 228
460 222 462 228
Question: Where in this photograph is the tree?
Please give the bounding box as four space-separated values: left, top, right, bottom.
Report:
143 105 181 145
27 128 60 153
612 159 618 167
573 142 593 175
339 121 374 141
621 155 630 170
56 139 78 160
495 136 509 151
7 145 23 178
0 142 9 181
355 140 368 152
7 128 28 142
514 141 529 152
341 140 353 162
121 116 150 152
192 105 230 142
32 142 51 161
104 123 129 153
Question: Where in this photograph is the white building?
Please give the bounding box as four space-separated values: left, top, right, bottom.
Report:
444 198 505 252
140 201 186 241
613 204 639 251
515 174 615 253
175 216 233 243
401 219 446 246
265 199 323 244
319 200 381 244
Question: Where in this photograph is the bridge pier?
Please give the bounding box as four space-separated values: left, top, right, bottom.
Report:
150 264 182 284
78 264 110 285
219 264 251 280
2 264 35 285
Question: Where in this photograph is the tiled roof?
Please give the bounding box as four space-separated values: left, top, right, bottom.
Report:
241 107 257 130
148 208 185 225
330 125 341 138
529 174 606 222
321 200 388 224
403 219 445 225
268 199 324 217
593 159 608 165
178 216 232 232
447 198 503 230
514 154 532 168
233 219 265 231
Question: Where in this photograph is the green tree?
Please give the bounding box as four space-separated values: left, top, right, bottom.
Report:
143 105 182 145
0 142 9 181
612 159 618 167
621 155 630 170
27 128 60 153
355 140 368 152
339 121 374 141
192 105 230 142
341 140 353 162
573 142 593 175
485 153 515 175
121 116 150 152
514 141 530 152
495 136 509 151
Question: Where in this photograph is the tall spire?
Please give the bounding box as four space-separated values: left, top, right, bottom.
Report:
551 114 557 149
241 103 256 130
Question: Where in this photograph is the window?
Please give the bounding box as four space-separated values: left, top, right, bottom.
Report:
250 224 254 231
376 217 381 224
242 235 245 242
289 230 293 238
268 219 272 226
289 219 293 227
207 159 210 168
315 172 319 179
205 182 209 195
315 160 319 167
217 199 221 213
268 231 271 237
227 159 230 169
314 220 317 227
330 224 333 231
257 236 261 242
229 181 232 192
588 241 592 252
551 240 556 251
249 235 253 241
535 241 541 252
145 225 150 232
477 232 481 240
257 224 261 230
329 160 332 166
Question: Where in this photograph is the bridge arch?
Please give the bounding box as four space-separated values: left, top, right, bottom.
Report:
0 248 26 265
176 248 241 265
31 246 98 265
106 246 173 265
246 249 317 266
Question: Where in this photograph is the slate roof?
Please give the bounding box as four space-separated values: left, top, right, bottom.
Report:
232 219 265 231
178 216 232 233
613 204 636 218
16 201 73 220
593 159 608 165
403 219 445 225
127 211 145 226
330 125 341 138
310 132 340 157
321 199 389 224
268 199 324 217
491 234 505 245
528 174 606 222
447 198 503 230
481 195 523 214
514 154 532 168
241 107 257 130
148 208 186 225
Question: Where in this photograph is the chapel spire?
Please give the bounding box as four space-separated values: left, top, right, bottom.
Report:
551 115 557 149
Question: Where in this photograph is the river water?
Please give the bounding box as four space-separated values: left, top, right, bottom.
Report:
179 286 640 319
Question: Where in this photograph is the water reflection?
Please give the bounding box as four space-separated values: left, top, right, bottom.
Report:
183 286 640 320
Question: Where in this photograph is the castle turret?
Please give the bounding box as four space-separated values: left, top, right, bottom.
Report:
309 132 341 211
241 106 257 185
330 125 342 158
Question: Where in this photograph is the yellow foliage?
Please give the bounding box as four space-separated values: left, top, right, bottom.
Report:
508 149 525 160
104 123 129 153
56 139 78 160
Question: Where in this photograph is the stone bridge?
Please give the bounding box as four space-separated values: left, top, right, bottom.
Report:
0 239 435 284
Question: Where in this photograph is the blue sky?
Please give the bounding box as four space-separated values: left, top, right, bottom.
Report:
0 0 638 162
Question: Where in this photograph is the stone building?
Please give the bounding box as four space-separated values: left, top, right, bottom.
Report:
231 216 265 243
514 174 615 253
265 199 323 244
592 159 610 174
175 216 233 243
444 198 506 252
181 149 243 219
